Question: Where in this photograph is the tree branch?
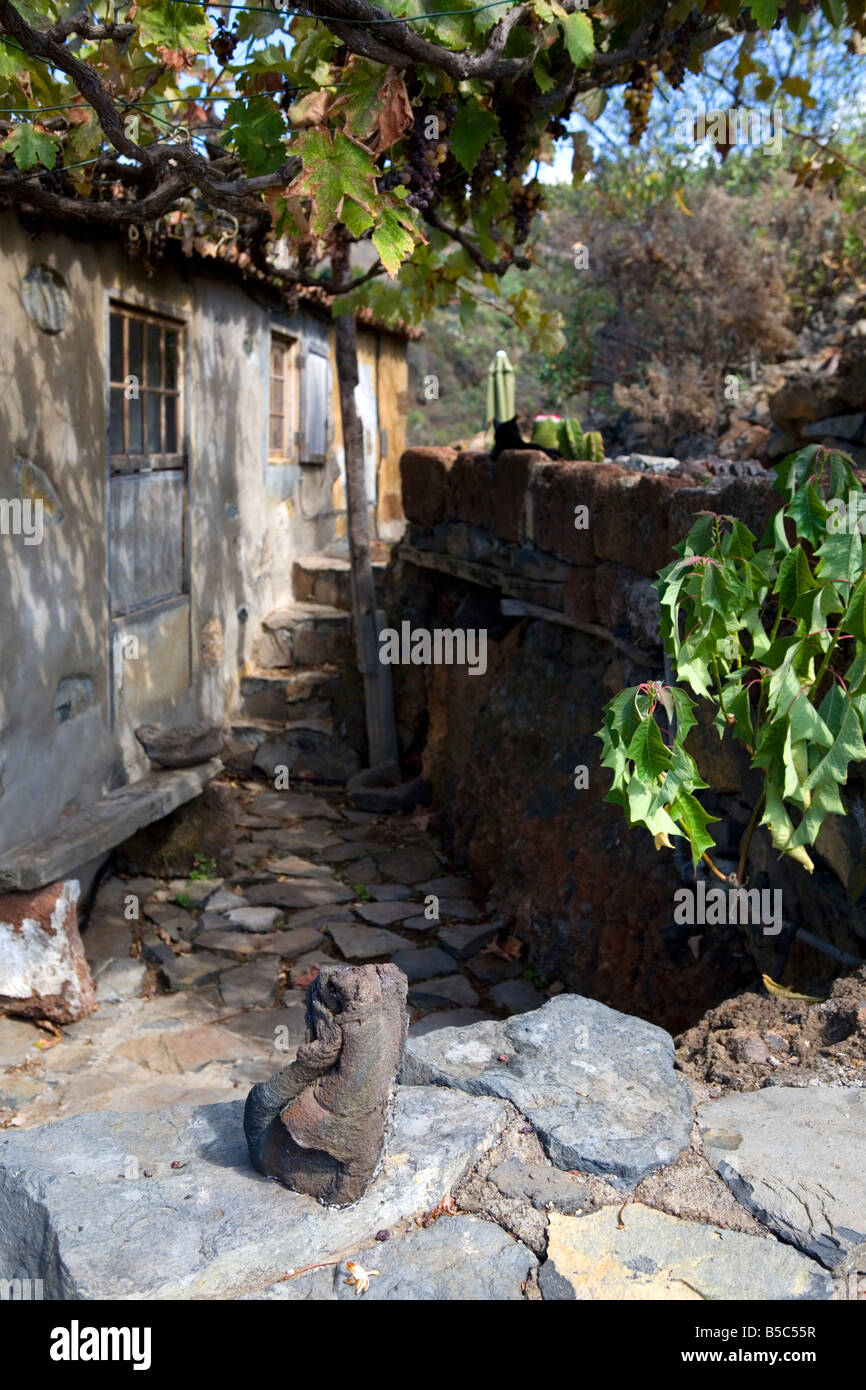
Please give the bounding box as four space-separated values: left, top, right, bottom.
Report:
423 205 530 274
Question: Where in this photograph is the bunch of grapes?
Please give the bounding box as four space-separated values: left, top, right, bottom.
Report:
510 181 542 245
210 18 239 64
391 99 457 210
623 62 657 147
496 98 531 180
279 78 298 114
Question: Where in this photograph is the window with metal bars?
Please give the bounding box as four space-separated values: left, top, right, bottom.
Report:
107 303 188 617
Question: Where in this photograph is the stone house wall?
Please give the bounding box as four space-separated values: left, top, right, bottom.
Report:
0 214 407 865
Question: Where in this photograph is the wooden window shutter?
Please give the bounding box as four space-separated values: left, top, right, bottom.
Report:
300 342 330 465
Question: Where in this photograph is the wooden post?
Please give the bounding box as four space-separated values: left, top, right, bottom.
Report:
332 238 399 768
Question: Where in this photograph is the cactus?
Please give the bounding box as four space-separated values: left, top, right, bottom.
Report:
530 415 561 451
557 416 583 458
581 430 605 463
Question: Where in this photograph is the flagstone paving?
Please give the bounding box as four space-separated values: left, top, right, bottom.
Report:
0 778 547 1132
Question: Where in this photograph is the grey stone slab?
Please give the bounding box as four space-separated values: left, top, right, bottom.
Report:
0 1088 511 1298
0 761 222 891
466 951 522 984
247 1214 536 1300
219 960 281 1010
436 899 479 922
226 906 283 932
326 924 408 961
489 1159 586 1215
367 884 413 902
698 1087 866 1269
354 901 416 926
246 880 352 909
417 877 473 898
317 842 381 864
91 958 147 1004
400 916 439 933
375 846 442 883
489 980 544 1015
141 932 175 968
252 793 344 822
438 921 500 960
284 906 355 931
168 878 223 905
265 856 334 879
402 994 694 1189
162 951 233 992
408 975 480 1010
194 927 323 959
205 890 250 914
391 947 456 981
540 1205 833 1302
222 1006 306 1054
409 1009 494 1037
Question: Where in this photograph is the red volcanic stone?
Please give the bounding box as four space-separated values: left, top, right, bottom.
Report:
493 449 545 543
0 879 95 1024
446 451 495 528
532 461 597 566
400 447 456 528
563 567 598 625
593 472 696 576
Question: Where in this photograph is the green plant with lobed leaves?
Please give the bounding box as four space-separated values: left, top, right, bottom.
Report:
597 446 866 890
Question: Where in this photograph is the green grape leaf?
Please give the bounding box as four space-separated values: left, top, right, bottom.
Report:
449 99 498 172
1 121 59 170
286 128 377 236
560 11 595 68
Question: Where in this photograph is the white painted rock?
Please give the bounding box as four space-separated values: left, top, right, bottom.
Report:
0 880 94 1024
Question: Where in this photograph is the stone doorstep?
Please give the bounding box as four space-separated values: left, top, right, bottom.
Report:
0 761 223 893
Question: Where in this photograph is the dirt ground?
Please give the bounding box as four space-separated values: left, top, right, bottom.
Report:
675 966 866 1093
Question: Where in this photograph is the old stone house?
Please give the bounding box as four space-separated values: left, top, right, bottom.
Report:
0 210 412 887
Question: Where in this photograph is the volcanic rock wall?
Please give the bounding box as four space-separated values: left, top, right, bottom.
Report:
388 446 866 1032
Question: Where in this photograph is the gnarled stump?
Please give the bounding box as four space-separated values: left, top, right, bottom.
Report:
243 963 408 1207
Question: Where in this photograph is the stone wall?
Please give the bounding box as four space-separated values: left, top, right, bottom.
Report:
390 446 866 1032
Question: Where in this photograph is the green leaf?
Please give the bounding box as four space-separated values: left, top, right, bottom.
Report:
820 0 845 28
625 716 670 783
670 789 719 868
341 197 375 238
287 129 377 237
2 122 59 171
750 0 780 29
449 99 498 172
137 0 209 51
560 11 594 68
774 544 816 611
840 576 866 644
787 481 828 547
372 206 416 277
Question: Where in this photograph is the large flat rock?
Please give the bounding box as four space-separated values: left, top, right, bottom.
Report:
0 761 222 891
247 1214 536 1300
540 1206 833 1301
401 994 693 1188
0 1087 510 1299
698 1086 866 1269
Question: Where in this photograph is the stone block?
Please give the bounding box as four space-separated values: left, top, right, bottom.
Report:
0 879 95 1024
400 448 456 527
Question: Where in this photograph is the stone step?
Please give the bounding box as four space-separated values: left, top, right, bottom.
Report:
255 603 352 669
292 553 388 611
238 666 338 721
